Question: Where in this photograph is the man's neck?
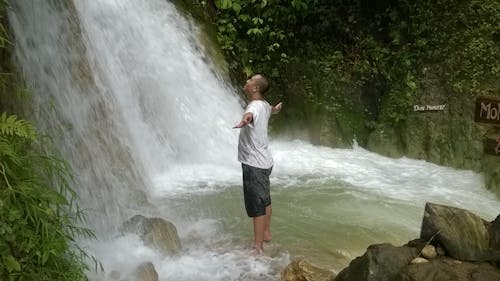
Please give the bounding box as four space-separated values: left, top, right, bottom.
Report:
249 92 264 101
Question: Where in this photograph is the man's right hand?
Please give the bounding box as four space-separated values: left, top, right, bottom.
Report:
233 112 253 128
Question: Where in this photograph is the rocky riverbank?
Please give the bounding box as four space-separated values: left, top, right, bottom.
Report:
281 202 500 281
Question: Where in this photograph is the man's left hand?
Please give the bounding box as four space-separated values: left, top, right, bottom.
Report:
272 102 283 114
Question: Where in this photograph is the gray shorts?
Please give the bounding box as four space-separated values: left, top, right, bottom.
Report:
242 163 273 217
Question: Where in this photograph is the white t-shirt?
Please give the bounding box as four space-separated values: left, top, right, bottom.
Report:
238 100 273 169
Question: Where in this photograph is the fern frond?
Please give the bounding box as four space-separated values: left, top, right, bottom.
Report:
0 112 37 140
0 137 21 165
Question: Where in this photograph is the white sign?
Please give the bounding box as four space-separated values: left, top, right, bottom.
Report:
413 104 447 112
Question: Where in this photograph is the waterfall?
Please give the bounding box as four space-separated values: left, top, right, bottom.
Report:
7 1 500 280
8 0 243 235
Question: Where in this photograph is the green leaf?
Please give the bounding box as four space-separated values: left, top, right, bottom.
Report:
0 112 37 140
238 14 250 22
39 189 69 205
232 3 241 14
406 80 417 90
0 140 22 166
42 251 50 265
4 255 21 272
252 17 263 25
291 0 308 11
243 66 253 77
215 0 232 9
247 28 263 36
7 209 21 222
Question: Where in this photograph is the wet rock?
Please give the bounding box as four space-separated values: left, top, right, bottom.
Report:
420 203 492 261
420 245 437 259
336 245 500 281
336 204 500 281
122 215 182 255
335 243 418 281
436 246 446 256
136 262 159 281
411 257 428 264
281 257 335 281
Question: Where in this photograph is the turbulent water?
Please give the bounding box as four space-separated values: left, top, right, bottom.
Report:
7 1 500 280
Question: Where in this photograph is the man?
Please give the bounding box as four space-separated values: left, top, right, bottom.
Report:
233 74 282 254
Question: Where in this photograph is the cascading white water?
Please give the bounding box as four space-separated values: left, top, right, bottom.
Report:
73 0 243 170
8 0 243 234
7 1 500 281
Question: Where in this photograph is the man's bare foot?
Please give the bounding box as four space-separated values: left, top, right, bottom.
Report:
249 246 263 256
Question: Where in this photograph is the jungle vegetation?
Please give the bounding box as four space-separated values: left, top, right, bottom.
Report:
196 0 499 140
0 1 94 280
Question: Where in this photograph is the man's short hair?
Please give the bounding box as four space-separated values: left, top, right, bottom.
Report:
253 74 269 94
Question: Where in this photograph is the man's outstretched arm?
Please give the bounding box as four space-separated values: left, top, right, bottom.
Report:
233 112 253 128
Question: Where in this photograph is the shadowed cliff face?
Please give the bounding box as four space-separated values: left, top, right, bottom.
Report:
260 55 500 197
263 54 500 196
366 73 500 197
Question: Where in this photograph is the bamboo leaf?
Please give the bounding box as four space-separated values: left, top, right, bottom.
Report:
4 255 21 272
38 189 69 205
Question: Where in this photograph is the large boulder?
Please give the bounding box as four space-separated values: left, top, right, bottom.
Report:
335 242 500 281
336 204 500 281
335 243 418 281
122 215 182 255
420 203 495 261
281 257 335 281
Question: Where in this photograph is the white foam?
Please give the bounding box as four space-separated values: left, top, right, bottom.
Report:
85 223 290 281
150 139 498 219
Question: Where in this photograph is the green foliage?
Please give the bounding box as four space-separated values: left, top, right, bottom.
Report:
0 113 94 281
0 4 94 280
0 113 36 140
198 0 314 78
203 0 498 133
365 0 499 123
